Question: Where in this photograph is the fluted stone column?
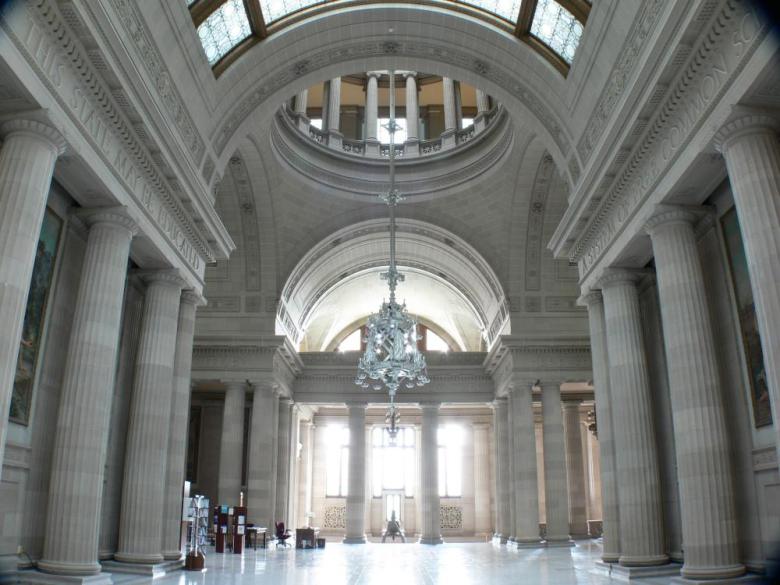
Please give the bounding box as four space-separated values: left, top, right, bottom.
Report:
508 385 541 546
365 72 381 156
36 209 136 577
294 89 309 132
441 77 457 149
115 270 184 564
474 89 490 132
327 77 342 149
493 398 510 542
419 403 443 544
506 394 517 539
715 115 780 462
217 381 246 505
403 71 420 155
344 403 367 543
578 291 620 562
0 119 65 477
541 383 573 546
562 400 589 538
162 292 202 560
473 423 492 534
247 382 278 527
275 398 293 523
599 270 667 567
645 207 744 580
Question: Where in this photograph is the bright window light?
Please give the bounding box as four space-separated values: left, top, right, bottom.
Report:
325 425 349 497
372 427 416 498
427 330 450 352
197 0 251 65
530 0 584 64
437 425 463 497
260 0 327 24
310 118 323 130
457 0 522 23
377 118 407 145
337 329 362 352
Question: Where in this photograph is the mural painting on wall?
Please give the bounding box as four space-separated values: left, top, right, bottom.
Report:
10 208 63 425
721 208 772 427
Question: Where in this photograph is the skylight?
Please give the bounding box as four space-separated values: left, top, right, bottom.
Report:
260 0 328 24
457 0 522 23
530 0 583 64
197 0 252 65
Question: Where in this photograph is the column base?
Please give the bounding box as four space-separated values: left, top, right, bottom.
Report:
101 558 183 578
675 563 749 583
418 536 443 545
601 552 621 563
342 536 367 544
36 560 101 576
671 574 761 584
18 570 111 585
594 560 680 581
507 539 544 549
544 538 575 548
162 551 184 561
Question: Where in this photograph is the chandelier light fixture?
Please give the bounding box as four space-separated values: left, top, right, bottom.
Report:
355 70 430 412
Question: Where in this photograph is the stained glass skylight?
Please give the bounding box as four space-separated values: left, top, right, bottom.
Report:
530 0 583 64
457 0 522 23
197 0 252 65
260 0 328 24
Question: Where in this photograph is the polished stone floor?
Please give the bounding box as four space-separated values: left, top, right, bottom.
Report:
148 540 682 585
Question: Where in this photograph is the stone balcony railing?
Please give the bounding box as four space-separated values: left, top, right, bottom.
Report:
285 102 503 159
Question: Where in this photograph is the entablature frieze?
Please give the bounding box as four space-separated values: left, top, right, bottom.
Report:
549 0 769 286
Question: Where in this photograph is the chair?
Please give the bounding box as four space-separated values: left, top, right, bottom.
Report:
275 522 292 548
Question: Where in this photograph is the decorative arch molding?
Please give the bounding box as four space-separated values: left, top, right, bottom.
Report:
323 315 462 354
202 6 579 182
277 218 509 350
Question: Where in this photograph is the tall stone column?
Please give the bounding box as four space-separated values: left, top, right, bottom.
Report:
492 398 510 542
473 423 492 534
645 207 744 580
599 270 667 567
365 72 381 155
506 392 517 539
327 77 342 149
115 270 184 564
403 71 420 155
344 403 367 543
246 382 278 527
474 89 490 132
508 385 541 546
441 77 457 150
562 400 589 538
715 116 780 462
217 381 246 505
36 209 136 577
419 402 443 544
0 119 65 477
275 398 293 523
540 383 573 546
294 89 309 132
578 291 620 562
162 291 203 560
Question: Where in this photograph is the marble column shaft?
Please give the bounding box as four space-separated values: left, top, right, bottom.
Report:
492 398 511 540
509 386 541 544
365 73 380 141
475 89 490 114
541 383 571 544
218 381 247 505
473 423 492 534
0 120 65 478
294 90 308 115
404 72 419 141
327 77 341 132
162 292 201 560
344 404 367 543
275 398 293 522
442 77 457 132
579 291 620 562
646 208 743 579
38 210 136 576
246 383 278 527
716 117 780 462
562 401 589 537
115 271 184 564
600 271 667 566
419 403 443 544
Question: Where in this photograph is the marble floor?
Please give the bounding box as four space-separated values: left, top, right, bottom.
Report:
147 540 683 585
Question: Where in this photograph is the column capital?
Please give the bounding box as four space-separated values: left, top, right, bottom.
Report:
401 71 418 79
491 396 508 408
577 289 602 308
223 380 247 391
0 118 66 155
345 401 367 410
419 401 441 411
561 398 583 410
181 290 206 307
714 111 780 153
134 268 187 290
595 268 651 290
75 206 139 236
366 71 382 80
644 205 703 235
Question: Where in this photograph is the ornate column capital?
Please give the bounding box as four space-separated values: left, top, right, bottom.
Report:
223 380 247 392
714 111 780 154
401 71 418 79
366 71 382 80
0 118 67 155
419 401 441 411
134 268 187 290
595 267 650 290
644 205 702 235
577 289 603 308
75 206 139 236
181 290 206 307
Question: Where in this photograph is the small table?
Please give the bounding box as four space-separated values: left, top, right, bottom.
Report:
296 528 319 549
246 526 267 550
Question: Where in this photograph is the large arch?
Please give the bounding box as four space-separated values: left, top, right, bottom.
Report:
277 218 509 350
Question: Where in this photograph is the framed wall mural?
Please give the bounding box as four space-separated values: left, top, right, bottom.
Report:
10 207 63 425
721 208 772 427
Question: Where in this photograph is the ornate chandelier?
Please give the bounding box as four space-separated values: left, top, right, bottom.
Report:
355 70 430 404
